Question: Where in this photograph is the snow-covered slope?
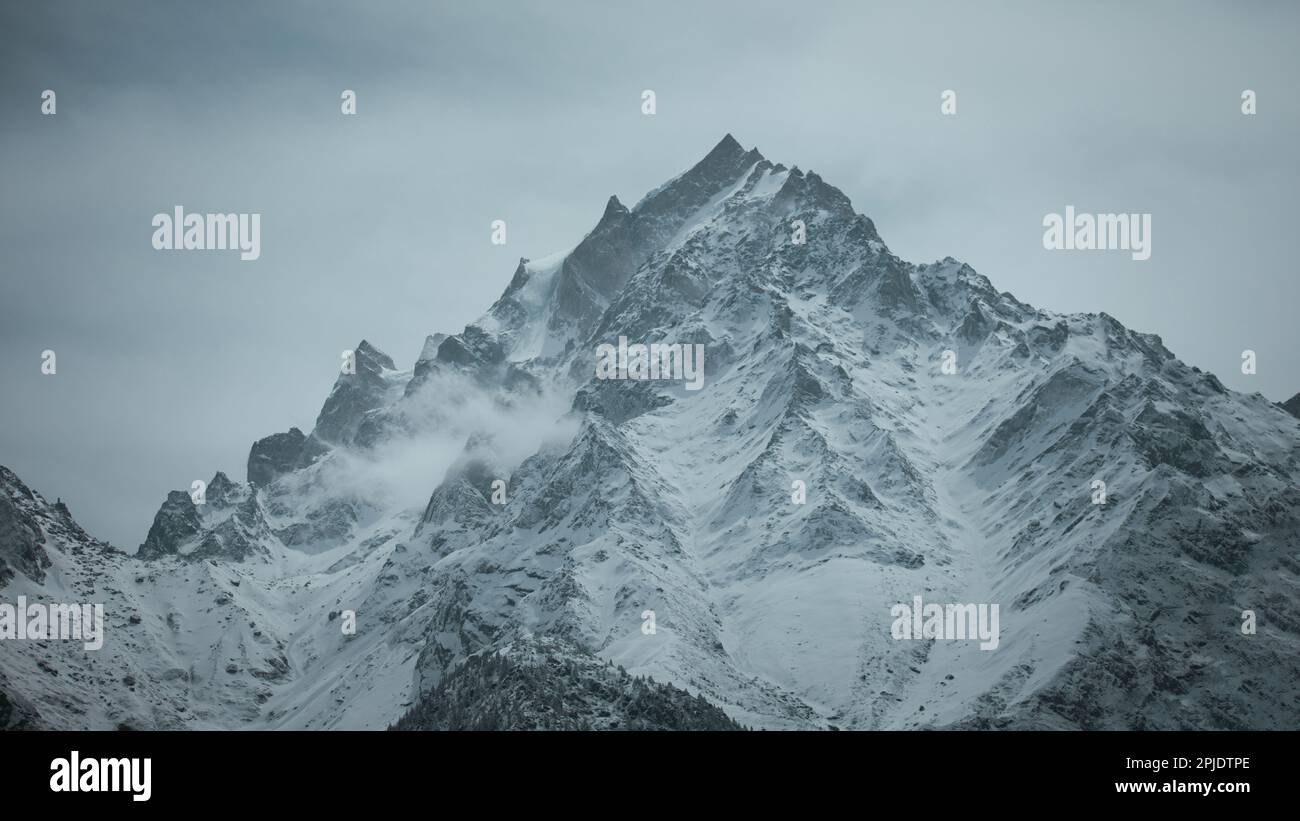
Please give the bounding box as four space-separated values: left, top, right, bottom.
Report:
4 135 1298 730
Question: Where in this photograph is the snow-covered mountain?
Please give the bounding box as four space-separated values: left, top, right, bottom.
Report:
4 135 1299 730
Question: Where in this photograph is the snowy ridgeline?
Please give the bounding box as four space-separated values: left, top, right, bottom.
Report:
3 135 1300 731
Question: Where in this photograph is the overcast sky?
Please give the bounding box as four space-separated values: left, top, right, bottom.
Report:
2 0 1297 551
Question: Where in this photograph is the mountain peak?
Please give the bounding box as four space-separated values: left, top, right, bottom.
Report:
632 135 764 219
603 195 627 217
711 132 742 154
700 132 761 167
353 339 396 371
1281 391 1300 419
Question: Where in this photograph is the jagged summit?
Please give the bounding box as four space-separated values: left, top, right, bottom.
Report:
602 194 627 217
633 133 765 214
247 426 308 487
353 339 396 371
698 132 759 167
713 131 743 153
312 338 404 446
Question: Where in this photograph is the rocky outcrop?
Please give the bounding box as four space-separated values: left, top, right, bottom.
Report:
247 427 307 487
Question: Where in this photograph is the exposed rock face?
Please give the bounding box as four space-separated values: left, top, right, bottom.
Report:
247 427 307 487
137 490 202 560
313 340 402 446
404 333 449 397
0 467 54 587
137 473 268 562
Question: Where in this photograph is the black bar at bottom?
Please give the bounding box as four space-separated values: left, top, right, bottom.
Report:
0 730 1282 807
